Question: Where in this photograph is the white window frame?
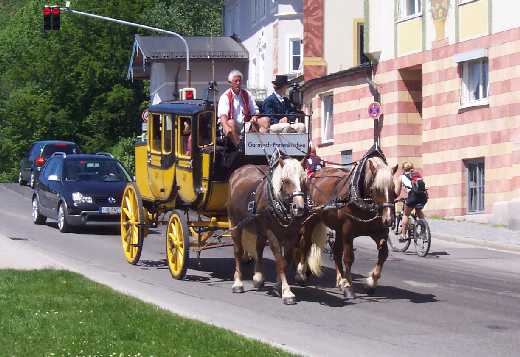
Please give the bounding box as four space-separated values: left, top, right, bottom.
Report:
321 94 334 144
397 0 422 21
466 159 485 214
289 38 302 73
460 58 489 108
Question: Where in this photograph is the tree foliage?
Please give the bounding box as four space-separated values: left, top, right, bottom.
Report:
0 0 223 181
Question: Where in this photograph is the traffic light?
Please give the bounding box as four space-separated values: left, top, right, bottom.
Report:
51 6 60 31
43 6 51 31
42 5 60 31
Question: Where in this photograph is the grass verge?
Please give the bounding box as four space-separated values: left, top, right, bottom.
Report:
0 269 295 357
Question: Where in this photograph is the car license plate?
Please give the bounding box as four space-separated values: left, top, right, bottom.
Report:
100 207 121 215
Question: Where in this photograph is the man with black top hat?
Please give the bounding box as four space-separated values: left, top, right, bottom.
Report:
262 75 295 124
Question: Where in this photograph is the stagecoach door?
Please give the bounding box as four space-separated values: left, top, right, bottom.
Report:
175 115 197 203
147 113 176 201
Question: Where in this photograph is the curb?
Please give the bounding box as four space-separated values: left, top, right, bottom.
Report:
433 232 520 253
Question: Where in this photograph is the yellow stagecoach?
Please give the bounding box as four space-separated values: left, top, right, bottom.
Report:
120 86 309 280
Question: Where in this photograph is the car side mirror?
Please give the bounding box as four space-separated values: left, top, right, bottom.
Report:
48 174 59 181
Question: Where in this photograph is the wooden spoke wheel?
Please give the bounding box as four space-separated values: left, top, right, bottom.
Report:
166 210 190 280
120 183 146 265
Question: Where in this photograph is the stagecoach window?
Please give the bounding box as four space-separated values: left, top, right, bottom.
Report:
178 116 192 156
198 112 213 146
163 114 173 154
151 114 162 153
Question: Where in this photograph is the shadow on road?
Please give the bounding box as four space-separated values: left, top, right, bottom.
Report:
129 253 439 306
44 222 120 236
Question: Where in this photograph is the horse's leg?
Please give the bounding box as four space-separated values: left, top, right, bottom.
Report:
253 233 266 289
333 228 344 288
340 236 356 299
267 230 296 305
295 222 313 285
335 221 356 299
366 234 389 295
231 226 245 293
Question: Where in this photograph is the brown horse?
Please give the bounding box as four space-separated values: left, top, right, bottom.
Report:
227 157 307 305
296 156 398 298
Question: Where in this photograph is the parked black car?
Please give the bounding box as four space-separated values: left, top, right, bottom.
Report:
19 140 80 188
31 153 131 232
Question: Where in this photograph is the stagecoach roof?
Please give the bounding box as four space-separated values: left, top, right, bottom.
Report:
149 100 210 115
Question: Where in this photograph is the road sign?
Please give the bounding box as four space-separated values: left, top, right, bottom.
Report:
368 102 382 119
141 109 149 122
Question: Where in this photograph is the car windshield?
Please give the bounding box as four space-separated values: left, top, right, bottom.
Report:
43 144 79 158
63 159 130 182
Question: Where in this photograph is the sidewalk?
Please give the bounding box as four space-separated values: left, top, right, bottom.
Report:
429 218 520 252
0 234 64 270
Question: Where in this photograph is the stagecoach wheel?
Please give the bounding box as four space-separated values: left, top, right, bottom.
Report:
166 210 190 280
120 183 145 265
387 215 411 253
413 219 431 257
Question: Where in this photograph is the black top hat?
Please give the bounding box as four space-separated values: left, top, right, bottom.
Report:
272 75 289 87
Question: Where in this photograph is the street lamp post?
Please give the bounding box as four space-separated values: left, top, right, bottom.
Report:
60 5 191 87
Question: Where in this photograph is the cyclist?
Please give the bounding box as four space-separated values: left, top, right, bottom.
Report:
394 162 428 240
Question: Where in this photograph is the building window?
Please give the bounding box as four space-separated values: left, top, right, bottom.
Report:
356 22 370 65
289 38 302 73
460 58 489 106
398 0 422 19
466 159 485 213
341 150 353 168
321 94 334 143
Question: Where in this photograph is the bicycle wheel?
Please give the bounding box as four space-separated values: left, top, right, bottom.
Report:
388 215 411 252
414 219 431 257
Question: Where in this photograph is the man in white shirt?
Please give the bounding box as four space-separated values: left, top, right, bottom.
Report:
218 70 268 146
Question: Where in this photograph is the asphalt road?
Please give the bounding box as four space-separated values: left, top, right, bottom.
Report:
1 183 519 357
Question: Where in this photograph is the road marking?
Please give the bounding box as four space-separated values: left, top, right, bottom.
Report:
402 280 438 288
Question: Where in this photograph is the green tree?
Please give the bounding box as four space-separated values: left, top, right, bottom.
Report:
0 0 223 182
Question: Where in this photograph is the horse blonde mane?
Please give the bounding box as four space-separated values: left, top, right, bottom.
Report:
365 157 394 193
272 158 305 199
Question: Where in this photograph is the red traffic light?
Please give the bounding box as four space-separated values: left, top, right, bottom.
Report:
43 5 60 31
185 90 194 100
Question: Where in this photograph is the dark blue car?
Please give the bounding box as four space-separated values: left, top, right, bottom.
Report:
31 153 131 232
19 140 80 188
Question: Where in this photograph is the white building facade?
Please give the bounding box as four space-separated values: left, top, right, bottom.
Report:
223 0 304 99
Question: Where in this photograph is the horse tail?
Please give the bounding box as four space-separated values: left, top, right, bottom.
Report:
307 222 328 277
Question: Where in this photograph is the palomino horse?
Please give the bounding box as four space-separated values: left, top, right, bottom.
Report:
296 156 398 298
228 156 307 304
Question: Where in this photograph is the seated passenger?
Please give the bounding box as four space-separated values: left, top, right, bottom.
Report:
182 120 192 155
217 70 268 146
263 75 305 134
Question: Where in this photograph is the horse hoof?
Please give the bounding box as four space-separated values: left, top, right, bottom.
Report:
366 287 376 296
232 286 245 294
282 296 296 305
343 287 356 300
252 280 265 289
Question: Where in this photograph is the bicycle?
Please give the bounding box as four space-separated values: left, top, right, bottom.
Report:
388 198 431 257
